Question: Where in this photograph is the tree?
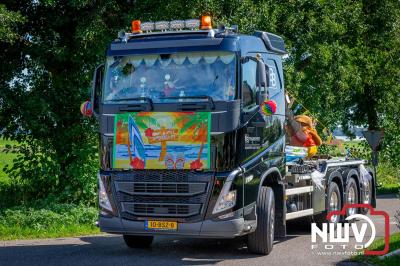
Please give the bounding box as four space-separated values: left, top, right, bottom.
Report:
0 4 24 42
1 0 399 205
0 1 132 203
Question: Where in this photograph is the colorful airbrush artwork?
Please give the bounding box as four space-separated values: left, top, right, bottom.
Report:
113 112 211 170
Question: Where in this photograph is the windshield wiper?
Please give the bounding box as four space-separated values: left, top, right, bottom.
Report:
160 95 215 110
109 97 153 111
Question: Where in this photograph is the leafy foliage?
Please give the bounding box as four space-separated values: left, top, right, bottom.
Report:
0 0 399 206
0 4 25 43
0 203 98 240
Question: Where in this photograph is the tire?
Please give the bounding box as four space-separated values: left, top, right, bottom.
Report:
361 178 372 214
345 178 359 218
314 182 342 228
247 186 275 255
123 235 153 248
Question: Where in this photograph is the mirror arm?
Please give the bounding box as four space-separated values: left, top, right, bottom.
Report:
241 107 260 127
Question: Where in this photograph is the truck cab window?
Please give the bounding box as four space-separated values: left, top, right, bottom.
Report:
265 59 281 98
242 59 257 109
102 51 236 103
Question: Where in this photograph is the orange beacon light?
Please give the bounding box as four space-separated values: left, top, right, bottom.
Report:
131 20 142 33
200 15 212 30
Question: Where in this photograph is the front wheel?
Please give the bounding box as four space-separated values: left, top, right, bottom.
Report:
123 235 153 249
247 186 275 255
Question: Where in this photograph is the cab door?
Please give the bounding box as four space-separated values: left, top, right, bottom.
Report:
240 57 266 207
241 58 264 161
240 56 285 207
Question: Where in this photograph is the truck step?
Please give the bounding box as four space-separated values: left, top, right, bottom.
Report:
286 208 314 220
285 186 313 196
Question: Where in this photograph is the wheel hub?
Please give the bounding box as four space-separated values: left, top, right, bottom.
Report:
364 182 370 204
329 191 340 223
347 186 357 215
270 207 275 240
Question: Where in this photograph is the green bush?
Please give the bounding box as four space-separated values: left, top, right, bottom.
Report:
0 203 99 240
376 162 400 194
0 138 98 208
317 140 399 194
344 140 371 161
318 143 346 157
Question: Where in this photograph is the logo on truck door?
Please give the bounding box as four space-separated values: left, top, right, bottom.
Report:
311 204 390 256
113 112 211 170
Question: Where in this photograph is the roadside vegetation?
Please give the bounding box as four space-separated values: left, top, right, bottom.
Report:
0 136 398 240
345 140 399 194
352 232 400 266
320 139 400 194
352 193 400 265
0 138 99 240
0 138 17 184
0 1 399 241
0 203 99 240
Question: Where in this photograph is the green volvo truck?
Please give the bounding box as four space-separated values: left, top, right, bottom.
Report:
84 16 375 255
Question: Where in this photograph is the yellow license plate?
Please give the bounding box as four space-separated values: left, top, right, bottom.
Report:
145 220 177 230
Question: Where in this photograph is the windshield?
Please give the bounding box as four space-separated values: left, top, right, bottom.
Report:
103 51 236 103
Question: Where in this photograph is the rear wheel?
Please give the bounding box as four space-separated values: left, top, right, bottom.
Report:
361 178 372 214
314 182 342 228
327 182 342 223
123 235 153 248
345 178 359 218
247 187 275 255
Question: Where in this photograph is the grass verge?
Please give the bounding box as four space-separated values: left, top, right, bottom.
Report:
376 162 400 194
352 232 400 266
0 138 18 184
0 203 100 240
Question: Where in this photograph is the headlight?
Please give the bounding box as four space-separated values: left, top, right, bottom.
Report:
212 176 237 214
213 190 237 214
98 173 113 212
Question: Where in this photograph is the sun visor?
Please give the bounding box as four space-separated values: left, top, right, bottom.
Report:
254 31 286 55
110 38 223 51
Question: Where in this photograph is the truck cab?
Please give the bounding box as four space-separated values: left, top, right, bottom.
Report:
85 17 375 255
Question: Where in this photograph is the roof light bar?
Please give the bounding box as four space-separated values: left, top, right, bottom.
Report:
155 21 170 31
185 19 200 29
170 20 185 30
126 16 212 37
141 22 155 32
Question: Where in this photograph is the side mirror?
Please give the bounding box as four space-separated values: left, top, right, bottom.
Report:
256 91 265 106
256 60 267 88
256 60 267 105
91 64 104 117
80 100 93 117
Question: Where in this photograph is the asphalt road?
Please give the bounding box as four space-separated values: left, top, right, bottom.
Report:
1 195 398 266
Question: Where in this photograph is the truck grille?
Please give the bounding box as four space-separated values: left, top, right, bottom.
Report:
121 203 202 217
112 170 213 220
114 182 207 196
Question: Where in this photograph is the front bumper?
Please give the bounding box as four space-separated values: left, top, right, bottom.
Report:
99 215 245 238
